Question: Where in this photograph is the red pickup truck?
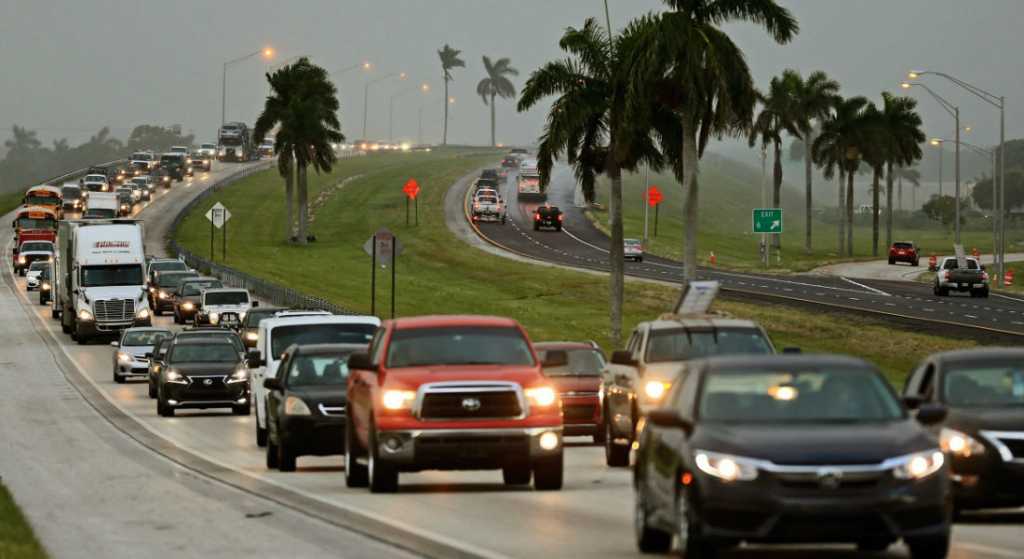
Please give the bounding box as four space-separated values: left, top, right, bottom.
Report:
345 315 565 493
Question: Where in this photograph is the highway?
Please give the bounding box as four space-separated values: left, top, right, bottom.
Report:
0 159 1021 559
458 167 1024 341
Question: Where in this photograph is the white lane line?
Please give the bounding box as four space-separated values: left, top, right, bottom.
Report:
840 276 891 297
993 292 1024 303
957 541 1024 558
966 314 979 319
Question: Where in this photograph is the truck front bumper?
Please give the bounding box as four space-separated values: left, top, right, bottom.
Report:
375 426 563 471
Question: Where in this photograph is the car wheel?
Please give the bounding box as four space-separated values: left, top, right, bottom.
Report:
278 442 297 472
74 322 88 345
367 421 399 493
906 532 950 559
148 380 157 399
50 306 59 319
980 288 990 298
634 487 672 553
889 258 896 265
605 420 630 468
533 452 563 491
256 411 268 447
913 259 920 267
232 404 250 416
266 439 279 470
173 312 181 325
502 463 532 485
157 395 174 417
344 418 369 488
593 425 607 445
637 256 643 263
113 370 124 384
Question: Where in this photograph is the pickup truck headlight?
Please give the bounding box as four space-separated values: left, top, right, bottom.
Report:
208 312 220 324
165 369 187 384
227 368 248 384
182 302 195 311
135 308 150 320
158 290 168 299
238 311 247 321
285 396 311 415
244 331 258 342
525 386 557 407
892 450 944 480
78 309 93 321
940 428 985 458
695 450 760 482
41 282 51 291
382 390 416 410
644 380 671 400
17 256 26 264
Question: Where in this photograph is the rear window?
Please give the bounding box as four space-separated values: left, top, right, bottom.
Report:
943 259 979 270
285 354 353 387
270 323 377 357
893 242 914 249
646 328 773 363
204 291 249 306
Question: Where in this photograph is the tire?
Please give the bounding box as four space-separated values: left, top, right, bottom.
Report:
344 418 368 487
979 289 990 298
634 488 672 553
51 306 59 320
502 463 532 485
113 370 124 384
907 533 950 559
605 420 630 468
555 225 562 232
278 441 297 472
266 439 279 469
233 404 250 416
61 315 71 334
593 425 607 445
889 258 896 265
148 380 157 399
533 452 563 491
157 396 174 417
637 256 643 263
368 422 399 493
533 223 539 231
74 322 88 345
913 259 920 267
173 311 181 325
255 412 268 447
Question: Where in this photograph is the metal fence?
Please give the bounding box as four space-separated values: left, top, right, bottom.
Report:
166 162 356 315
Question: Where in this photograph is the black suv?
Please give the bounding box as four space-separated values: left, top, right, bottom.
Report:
156 338 250 417
150 270 199 314
264 343 363 471
173 277 223 324
159 153 187 181
533 205 563 231
634 354 950 558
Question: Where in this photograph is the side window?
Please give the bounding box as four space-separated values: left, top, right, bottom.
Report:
276 353 292 380
626 330 642 358
370 327 388 366
903 364 925 395
673 368 701 420
919 365 936 400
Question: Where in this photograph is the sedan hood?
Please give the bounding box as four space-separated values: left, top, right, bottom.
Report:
170 362 239 376
694 420 935 465
946 406 1024 433
384 365 542 388
290 386 347 406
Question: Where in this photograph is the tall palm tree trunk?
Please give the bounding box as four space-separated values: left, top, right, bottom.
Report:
871 168 881 256
680 119 699 284
837 170 845 256
898 173 904 212
804 131 814 255
284 158 295 241
846 169 855 256
490 93 497 147
772 139 783 250
607 154 624 348
442 79 450 145
886 162 895 248
296 164 309 245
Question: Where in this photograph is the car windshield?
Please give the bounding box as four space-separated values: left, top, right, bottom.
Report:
132 153 152 161
156 271 195 287
25 195 58 206
386 326 534 368
177 332 243 353
62 187 82 198
204 291 249 305
286 354 352 387
81 264 144 287
122 330 171 346
181 280 222 296
698 367 903 423
150 261 188 276
538 348 604 377
28 261 48 272
169 343 239 364
646 328 773 363
243 309 281 327
201 144 216 150
16 217 56 229
943 361 1024 407
85 175 106 182
131 179 148 186
161 156 182 164
893 243 913 249
83 209 116 219
20 242 52 252
270 323 378 358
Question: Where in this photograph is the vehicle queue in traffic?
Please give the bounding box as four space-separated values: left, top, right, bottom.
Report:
7 148 1024 559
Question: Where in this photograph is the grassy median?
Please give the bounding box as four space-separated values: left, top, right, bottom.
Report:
0 190 23 217
0 482 47 559
175 148 979 384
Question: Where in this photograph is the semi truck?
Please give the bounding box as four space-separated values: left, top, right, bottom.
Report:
57 219 152 344
217 122 254 162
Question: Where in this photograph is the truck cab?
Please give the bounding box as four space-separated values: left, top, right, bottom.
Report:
159 153 187 181
344 315 565 492
83 192 118 219
14 239 54 276
81 174 110 193
934 256 989 297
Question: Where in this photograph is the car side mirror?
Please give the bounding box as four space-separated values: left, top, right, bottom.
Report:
11 247 17 255
915 403 947 426
144 352 153 359
646 409 693 434
246 350 264 369
902 395 923 410
263 378 282 391
110 341 119 347
610 350 637 367
251 301 259 307
782 347 802 354
348 352 375 372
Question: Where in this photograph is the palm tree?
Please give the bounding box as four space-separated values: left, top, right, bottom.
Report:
519 18 667 346
895 166 922 210
813 95 871 256
438 45 465 146
861 102 887 256
254 58 344 244
749 73 799 250
476 57 519 147
788 70 840 254
875 92 925 248
629 0 798 283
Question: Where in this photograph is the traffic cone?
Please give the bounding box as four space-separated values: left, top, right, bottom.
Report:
709 251 717 267
1005 269 1014 287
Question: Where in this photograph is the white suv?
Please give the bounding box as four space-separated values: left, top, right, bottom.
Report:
195 288 254 328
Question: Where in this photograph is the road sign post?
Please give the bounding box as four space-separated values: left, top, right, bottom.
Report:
363 227 404 318
646 186 663 239
403 179 421 227
753 208 782 268
205 202 232 262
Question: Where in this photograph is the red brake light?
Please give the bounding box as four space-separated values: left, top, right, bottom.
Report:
558 214 564 221
534 213 540 221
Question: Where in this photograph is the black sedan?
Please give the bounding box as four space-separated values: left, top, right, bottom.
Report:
635 355 950 558
533 205 563 231
904 347 1024 512
264 343 363 471
156 338 250 417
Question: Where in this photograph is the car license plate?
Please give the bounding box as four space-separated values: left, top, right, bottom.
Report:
220 313 240 327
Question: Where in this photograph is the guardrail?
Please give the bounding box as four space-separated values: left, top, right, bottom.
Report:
167 161 357 315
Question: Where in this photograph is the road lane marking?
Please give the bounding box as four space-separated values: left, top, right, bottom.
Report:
957 542 1024 558
840 277 891 297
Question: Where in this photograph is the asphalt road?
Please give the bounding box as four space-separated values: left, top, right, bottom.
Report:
1 158 1021 559
460 167 1024 340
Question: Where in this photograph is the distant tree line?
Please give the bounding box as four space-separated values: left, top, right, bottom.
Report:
0 124 195 192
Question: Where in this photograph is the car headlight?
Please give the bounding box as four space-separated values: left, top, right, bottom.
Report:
244 331 258 342
182 302 195 311
158 291 167 299
41 282 51 290
694 450 760 482
117 351 132 363
238 311 247 320
165 369 187 384
227 368 248 384
644 380 671 400
209 312 219 324
940 429 985 458
891 449 945 480
135 308 150 320
525 386 558 407
17 256 26 264
78 309 93 321
382 390 416 410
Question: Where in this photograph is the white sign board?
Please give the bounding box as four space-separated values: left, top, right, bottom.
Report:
675 280 720 316
362 227 404 266
205 202 232 230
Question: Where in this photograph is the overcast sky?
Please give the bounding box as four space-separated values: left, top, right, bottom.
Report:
1 0 1021 152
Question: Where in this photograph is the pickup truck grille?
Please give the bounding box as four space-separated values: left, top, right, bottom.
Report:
418 382 523 420
94 299 135 322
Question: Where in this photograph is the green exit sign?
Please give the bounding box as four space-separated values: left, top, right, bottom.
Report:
753 208 783 233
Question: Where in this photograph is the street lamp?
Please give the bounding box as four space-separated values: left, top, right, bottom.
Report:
389 83 430 143
222 46 274 125
902 81 961 243
363 72 406 139
909 70 1008 278
333 61 372 76
929 138 945 198
932 137 999 263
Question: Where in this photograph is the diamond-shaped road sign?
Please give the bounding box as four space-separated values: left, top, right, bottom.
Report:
363 227 404 266
752 208 782 234
205 202 232 230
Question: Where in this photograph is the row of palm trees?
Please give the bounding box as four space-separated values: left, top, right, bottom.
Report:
438 45 520 147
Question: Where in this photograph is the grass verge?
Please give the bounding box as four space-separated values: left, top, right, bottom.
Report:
0 482 47 559
175 148 981 385
0 190 23 217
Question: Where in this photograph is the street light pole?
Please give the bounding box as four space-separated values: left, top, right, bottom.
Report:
389 83 430 144
902 81 961 243
222 47 274 125
933 137 999 267
363 72 405 140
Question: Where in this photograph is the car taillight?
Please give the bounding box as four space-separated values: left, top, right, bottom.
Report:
944 271 950 280
534 213 541 221
982 272 989 281
558 214 564 221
